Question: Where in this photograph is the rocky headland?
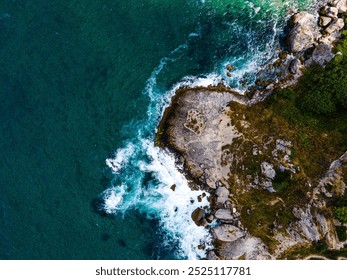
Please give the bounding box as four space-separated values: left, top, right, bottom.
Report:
156 0 347 259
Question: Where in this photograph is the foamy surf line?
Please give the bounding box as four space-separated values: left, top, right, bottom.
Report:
103 139 212 259
102 50 218 259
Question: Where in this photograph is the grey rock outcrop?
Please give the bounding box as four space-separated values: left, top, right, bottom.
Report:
215 209 234 223
206 250 220 260
212 224 245 243
324 18 345 35
288 58 302 74
311 42 334 65
286 1 346 69
319 16 332 27
320 5 339 18
261 161 276 179
288 12 320 53
332 0 347 13
215 186 230 205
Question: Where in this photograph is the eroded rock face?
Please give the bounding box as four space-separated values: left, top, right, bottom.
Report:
184 109 205 135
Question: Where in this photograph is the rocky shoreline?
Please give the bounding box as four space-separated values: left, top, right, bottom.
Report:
246 0 347 104
156 1 347 259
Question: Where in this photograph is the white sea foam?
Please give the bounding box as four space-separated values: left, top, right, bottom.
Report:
105 143 135 173
103 42 214 259
102 184 127 214
138 140 211 259
103 139 211 259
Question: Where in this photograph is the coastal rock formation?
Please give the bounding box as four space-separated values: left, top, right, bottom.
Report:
158 88 246 189
288 2 345 68
156 0 347 260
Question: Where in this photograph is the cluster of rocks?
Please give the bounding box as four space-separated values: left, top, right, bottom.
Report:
248 0 346 103
288 0 346 71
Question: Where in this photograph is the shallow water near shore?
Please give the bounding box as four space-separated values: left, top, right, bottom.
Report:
0 0 314 259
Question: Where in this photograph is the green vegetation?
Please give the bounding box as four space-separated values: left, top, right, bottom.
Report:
282 239 347 259
334 207 347 224
226 26 347 256
299 30 347 116
336 226 347 242
273 168 292 192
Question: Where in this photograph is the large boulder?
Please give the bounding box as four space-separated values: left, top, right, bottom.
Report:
288 58 302 74
191 207 205 225
215 186 229 205
332 0 347 13
319 16 332 27
261 161 276 179
288 12 320 53
320 5 339 18
324 18 345 35
212 224 245 243
311 43 334 65
215 209 234 223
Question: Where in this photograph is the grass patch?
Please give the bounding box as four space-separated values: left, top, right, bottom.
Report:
236 188 295 252
334 207 347 224
282 240 347 259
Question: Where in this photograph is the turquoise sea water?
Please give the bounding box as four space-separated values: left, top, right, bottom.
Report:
0 0 314 259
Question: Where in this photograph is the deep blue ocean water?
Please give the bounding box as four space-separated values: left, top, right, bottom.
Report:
0 0 314 259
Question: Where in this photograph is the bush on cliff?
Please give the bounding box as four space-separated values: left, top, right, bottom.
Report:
298 31 347 116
